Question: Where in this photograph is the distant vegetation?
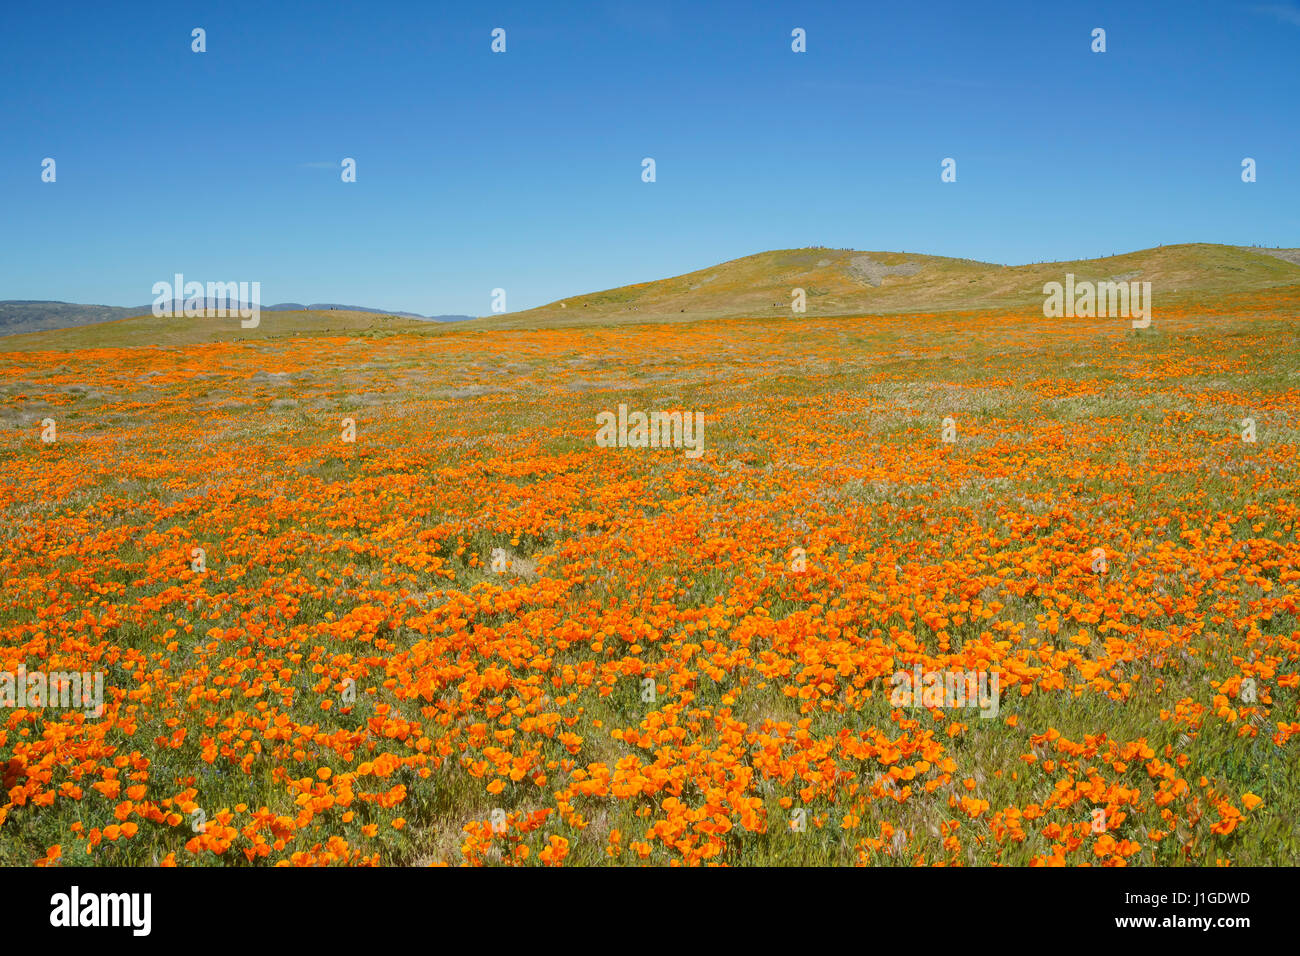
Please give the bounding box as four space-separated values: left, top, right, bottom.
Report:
0 309 441 351
0 301 474 339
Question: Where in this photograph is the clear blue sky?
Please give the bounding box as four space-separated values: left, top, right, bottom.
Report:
2 0 1297 315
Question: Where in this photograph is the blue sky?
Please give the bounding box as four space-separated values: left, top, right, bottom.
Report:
2 0 1297 315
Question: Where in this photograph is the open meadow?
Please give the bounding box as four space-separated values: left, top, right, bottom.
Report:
2 286 1299 867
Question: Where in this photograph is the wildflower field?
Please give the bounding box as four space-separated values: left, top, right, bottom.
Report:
2 288 1299 867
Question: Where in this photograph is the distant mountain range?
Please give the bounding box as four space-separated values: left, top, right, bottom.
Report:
0 300 476 337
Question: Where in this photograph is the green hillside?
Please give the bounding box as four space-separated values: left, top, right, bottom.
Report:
471 243 1300 328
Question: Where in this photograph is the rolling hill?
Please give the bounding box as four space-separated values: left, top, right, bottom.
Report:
4 243 1297 350
469 243 1300 328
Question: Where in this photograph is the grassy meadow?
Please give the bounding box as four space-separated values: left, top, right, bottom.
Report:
1 281 1298 866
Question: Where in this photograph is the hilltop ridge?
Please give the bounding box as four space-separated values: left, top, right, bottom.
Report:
471 243 1300 328
4 243 1298 350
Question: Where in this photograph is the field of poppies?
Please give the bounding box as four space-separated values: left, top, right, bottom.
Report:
2 288 1298 866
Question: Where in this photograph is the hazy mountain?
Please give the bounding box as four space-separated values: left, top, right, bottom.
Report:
261 303 474 321
0 301 153 337
0 300 475 337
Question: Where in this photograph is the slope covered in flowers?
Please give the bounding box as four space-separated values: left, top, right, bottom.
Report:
2 289 1298 866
